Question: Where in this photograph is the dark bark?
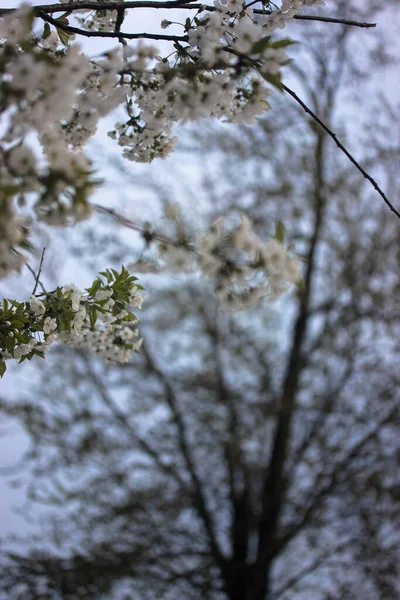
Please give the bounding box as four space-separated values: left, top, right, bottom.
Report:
223 561 272 600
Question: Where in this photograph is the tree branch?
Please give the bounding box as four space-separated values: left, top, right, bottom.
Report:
202 307 251 565
38 11 187 42
12 247 47 293
32 247 46 296
276 405 399 554
274 538 358 598
92 203 184 248
142 342 226 568
293 14 375 28
282 83 400 220
255 122 327 571
80 352 186 487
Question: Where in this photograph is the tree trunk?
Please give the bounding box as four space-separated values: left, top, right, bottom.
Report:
224 562 271 600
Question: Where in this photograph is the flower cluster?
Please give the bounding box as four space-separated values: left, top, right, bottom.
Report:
110 13 296 161
129 204 302 312
0 266 144 377
0 5 123 259
0 0 325 280
0 0 322 368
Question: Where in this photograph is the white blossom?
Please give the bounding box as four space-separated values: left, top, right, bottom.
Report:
29 296 46 316
94 289 113 301
43 317 57 334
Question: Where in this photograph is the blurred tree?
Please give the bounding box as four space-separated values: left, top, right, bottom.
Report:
1 2 400 599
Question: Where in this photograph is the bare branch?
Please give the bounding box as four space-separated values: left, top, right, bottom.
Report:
80 352 186 487
282 83 400 221
293 14 375 28
142 343 226 568
12 248 47 293
92 203 184 248
275 538 359 598
201 307 252 563
38 11 187 42
256 123 327 567
32 247 46 296
277 405 399 553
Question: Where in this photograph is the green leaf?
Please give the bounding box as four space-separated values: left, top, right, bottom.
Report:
251 35 271 56
275 220 285 243
42 22 51 40
55 25 73 46
0 361 6 377
260 71 283 91
86 279 101 297
270 38 297 50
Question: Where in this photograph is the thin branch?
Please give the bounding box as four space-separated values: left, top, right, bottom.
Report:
12 248 47 293
293 14 375 28
92 203 185 248
201 307 251 563
38 11 187 42
282 83 400 220
274 538 358 598
32 247 46 296
0 0 201 14
80 352 186 487
142 342 226 568
276 405 399 554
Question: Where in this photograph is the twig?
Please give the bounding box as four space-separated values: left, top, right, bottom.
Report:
281 83 400 220
12 248 47 293
39 11 188 42
293 15 375 28
274 538 358 597
92 203 186 248
0 0 203 15
32 247 46 296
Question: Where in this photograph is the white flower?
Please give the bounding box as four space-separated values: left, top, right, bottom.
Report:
119 327 135 341
94 289 113 301
103 298 115 310
71 307 87 332
41 31 59 51
62 283 82 311
44 333 58 345
43 317 57 334
14 343 33 358
128 286 144 309
29 296 46 316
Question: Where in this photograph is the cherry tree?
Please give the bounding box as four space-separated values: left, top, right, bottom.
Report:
1 0 397 375
0 3 399 597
